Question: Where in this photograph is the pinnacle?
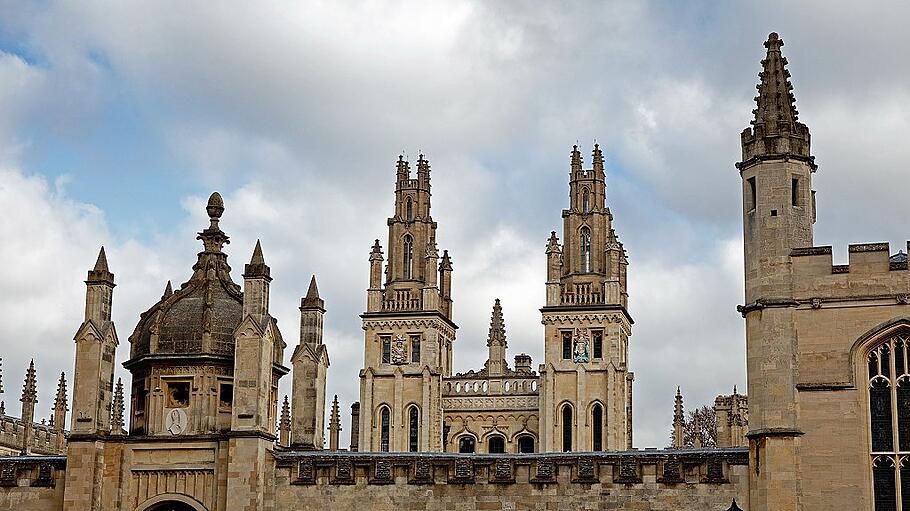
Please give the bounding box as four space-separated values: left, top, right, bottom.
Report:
93 246 110 273
753 31 798 127
21 359 37 404
250 240 266 265
305 275 320 299
206 192 225 219
54 372 68 412
162 280 173 299
487 299 507 348
301 274 325 309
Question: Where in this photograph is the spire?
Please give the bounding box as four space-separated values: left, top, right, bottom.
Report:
0 357 4 394
592 143 604 174
301 275 324 309
570 144 582 173
439 250 453 271
279 395 291 447
328 395 341 451
86 246 115 285
162 280 173 300
111 378 125 434
487 299 507 348
673 386 685 449
753 33 798 128
53 372 68 413
21 359 37 405
243 239 271 279
740 32 813 166
546 231 561 254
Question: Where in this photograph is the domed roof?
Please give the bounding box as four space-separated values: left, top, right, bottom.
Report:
128 192 244 360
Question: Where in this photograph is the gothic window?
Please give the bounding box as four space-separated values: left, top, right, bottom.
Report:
791 178 800 207
403 235 414 279
410 335 421 363
582 188 590 213
458 436 476 453
488 435 505 453
381 336 391 364
580 227 591 273
380 406 391 452
218 382 233 409
593 331 603 359
406 196 414 221
408 406 419 452
867 330 910 510
562 331 573 360
562 404 573 452
592 403 604 451
517 435 535 453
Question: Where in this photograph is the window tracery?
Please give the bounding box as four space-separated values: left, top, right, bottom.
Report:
868 331 910 510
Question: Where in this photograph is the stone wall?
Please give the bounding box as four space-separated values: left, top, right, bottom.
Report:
273 449 748 511
0 456 65 511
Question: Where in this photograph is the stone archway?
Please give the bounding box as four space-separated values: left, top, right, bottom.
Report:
135 494 208 511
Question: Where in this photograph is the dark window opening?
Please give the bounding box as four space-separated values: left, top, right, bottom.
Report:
562 332 572 360
747 177 756 212
488 436 505 453
592 404 603 451
381 337 391 364
871 380 893 452
873 457 896 511
410 335 421 363
403 235 414 279
406 197 413 221
562 405 573 452
458 436 475 453
517 435 535 453
593 331 603 359
770 209 778 217
582 188 590 213
219 383 233 409
408 407 419 452
166 381 190 408
380 407 391 452
791 178 799 206
580 227 591 273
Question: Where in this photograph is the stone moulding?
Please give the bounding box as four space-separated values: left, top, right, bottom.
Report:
790 246 832 257
275 449 748 487
0 456 66 488
849 243 889 253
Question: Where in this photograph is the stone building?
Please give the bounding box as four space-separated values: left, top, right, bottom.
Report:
0 31 905 511
355 145 631 456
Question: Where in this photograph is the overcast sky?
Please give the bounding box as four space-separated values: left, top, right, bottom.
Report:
1 1 908 449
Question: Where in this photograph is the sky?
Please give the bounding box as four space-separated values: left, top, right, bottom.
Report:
0 1 909 449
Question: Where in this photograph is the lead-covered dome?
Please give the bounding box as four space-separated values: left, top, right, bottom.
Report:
128 192 243 360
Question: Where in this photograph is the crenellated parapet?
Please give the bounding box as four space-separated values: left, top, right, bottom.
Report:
788 242 910 303
0 416 66 456
274 449 747 489
0 455 65 489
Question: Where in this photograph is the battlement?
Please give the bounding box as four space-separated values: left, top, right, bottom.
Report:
790 242 910 301
0 415 66 456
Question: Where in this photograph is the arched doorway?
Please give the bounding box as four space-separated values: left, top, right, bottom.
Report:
148 503 197 511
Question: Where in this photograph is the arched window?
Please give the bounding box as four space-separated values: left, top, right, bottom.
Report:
403 235 414 279
580 227 591 273
488 435 505 454
562 404 573 452
458 436 476 453
867 329 910 510
408 406 420 452
379 406 391 452
517 435 535 453
406 197 414 221
582 188 590 213
592 403 604 451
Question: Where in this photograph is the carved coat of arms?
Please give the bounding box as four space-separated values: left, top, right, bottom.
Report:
391 335 408 365
573 331 590 363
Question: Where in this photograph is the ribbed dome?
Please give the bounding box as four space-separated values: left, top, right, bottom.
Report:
128 192 243 359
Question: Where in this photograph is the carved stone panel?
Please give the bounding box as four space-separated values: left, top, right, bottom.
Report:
702 457 727 483
451 458 474 483
295 459 315 485
373 460 393 483
411 458 433 484
614 458 641 484
332 458 353 485
491 458 513 483
0 462 15 487
658 457 683 484
532 459 555 482
573 457 596 482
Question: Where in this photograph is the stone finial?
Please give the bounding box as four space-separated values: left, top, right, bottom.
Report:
53 372 68 413
439 250 453 271
301 275 325 309
162 280 173 300
673 386 685 449
21 360 37 405
197 192 230 253
486 299 507 348
328 395 341 451
279 395 291 447
244 240 271 279
753 32 798 127
546 231 561 254
369 239 384 261
416 153 430 175
111 378 125 435
0 401 5 416
396 154 410 180
570 144 582 173
87 246 115 285
592 143 604 173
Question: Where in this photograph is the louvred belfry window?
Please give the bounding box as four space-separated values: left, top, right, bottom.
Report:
868 331 910 510
403 235 414 279
580 227 591 273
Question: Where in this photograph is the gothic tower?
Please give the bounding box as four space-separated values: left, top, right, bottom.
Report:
736 32 815 511
538 144 633 452
290 275 330 449
359 154 456 452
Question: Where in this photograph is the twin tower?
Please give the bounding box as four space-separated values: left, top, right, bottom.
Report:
357 146 632 453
